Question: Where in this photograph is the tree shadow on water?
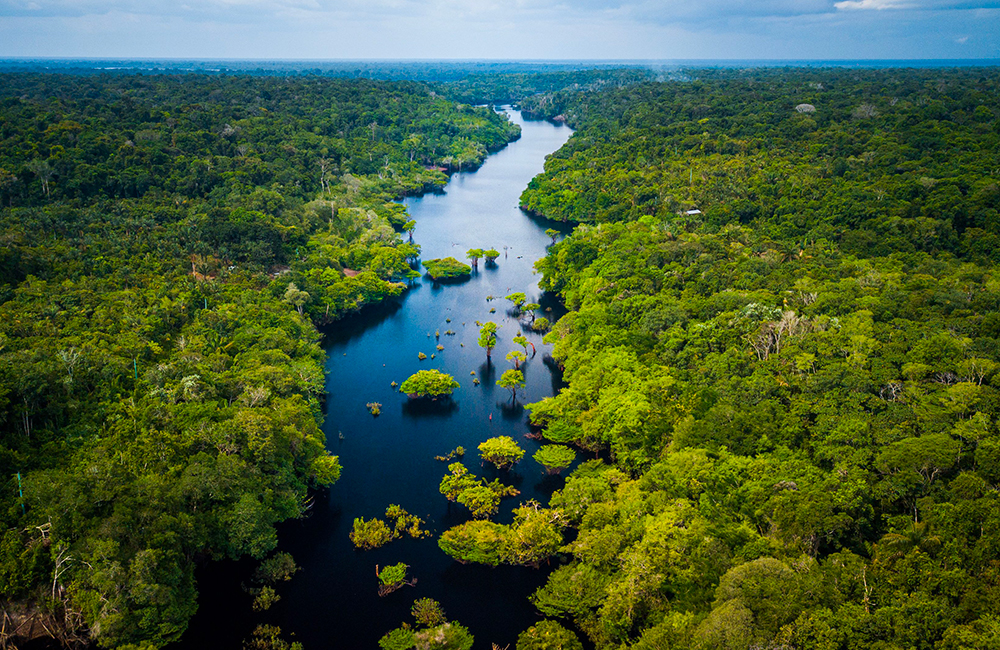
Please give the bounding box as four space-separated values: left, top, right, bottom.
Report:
402 398 459 419
478 359 497 395
496 399 524 420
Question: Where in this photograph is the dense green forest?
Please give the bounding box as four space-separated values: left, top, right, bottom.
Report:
500 68 1000 649
5 63 1000 650
0 72 519 648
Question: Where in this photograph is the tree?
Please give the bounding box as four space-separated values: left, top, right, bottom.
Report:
533 445 576 474
522 303 541 322
502 501 564 567
506 350 527 369
413 623 474 650
479 436 526 470
513 333 535 357
399 370 460 399
438 520 506 566
532 317 550 332
478 322 498 358
439 463 480 502
27 159 53 198
466 248 484 270
283 282 310 316
457 485 504 519
350 518 396 550
403 220 416 241
377 563 412 596
545 228 560 244
423 258 471 280
517 620 583 650
506 292 527 313
484 248 500 264
439 463 518 517
411 598 447 627
497 369 525 401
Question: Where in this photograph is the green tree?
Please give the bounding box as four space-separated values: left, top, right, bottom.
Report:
506 292 527 313
350 518 396 550
466 248 484 270
533 445 576 474
513 333 535 356
283 282 311 316
438 520 506 566
497 369 525 401
507 350 527 369
439 463 480 502
399 370 460 399
411 598 447 627
479 436 526 470
478 322 498 358
423 257 472 280
516 620 583 650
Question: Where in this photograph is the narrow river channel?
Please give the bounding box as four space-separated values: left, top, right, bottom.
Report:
180 109 573 649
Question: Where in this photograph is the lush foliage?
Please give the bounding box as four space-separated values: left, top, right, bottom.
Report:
532 445 576 474
516 620 584 650
438 462 519 519
379 596 474 650
438 501 564 568
478 435 526 470
518 67 1000 650
0 71 520 648
422 257 472 280
497 368 526 400
478 321 498 357
399 369 460 399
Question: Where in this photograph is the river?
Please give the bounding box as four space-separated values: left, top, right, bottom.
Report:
179 109 573 649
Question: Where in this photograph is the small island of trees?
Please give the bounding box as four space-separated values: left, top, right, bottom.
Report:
422 257 472 280
399 370 460 399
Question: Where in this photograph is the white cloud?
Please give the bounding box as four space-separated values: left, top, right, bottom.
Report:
1 0 999 58
834 0 915 10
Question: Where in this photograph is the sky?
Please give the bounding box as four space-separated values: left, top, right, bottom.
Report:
1 0 999 60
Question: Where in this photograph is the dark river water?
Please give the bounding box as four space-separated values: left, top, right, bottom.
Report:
179 109 573 649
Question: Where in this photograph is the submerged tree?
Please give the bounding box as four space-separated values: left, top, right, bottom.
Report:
513 333 535 357
497 369 526 401
351 518 396 550
479 436 526 470
478 322 498 358
484 248 500 264
438 500 563 568
506 292 527 313
466 248 484 270
376 563 414 597
506 350 527 369
399 370 459 399
422 257 472 280
439 462 519 519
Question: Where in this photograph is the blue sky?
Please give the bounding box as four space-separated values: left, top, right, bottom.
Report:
1 0 998 60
